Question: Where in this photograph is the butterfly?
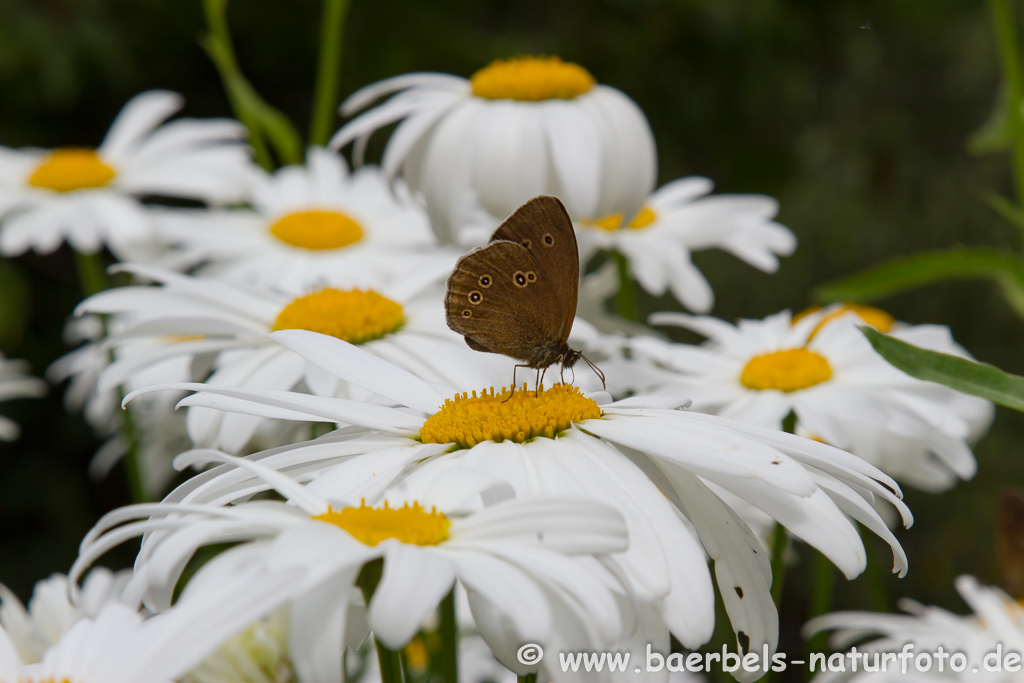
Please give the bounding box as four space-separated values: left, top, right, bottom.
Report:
444 195 604 391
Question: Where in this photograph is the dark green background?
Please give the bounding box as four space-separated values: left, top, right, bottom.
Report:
0 0 1021 673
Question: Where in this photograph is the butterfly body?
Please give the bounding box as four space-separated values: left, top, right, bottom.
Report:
444 196 587 379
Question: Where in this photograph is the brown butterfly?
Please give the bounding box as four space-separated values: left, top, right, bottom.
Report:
444 195 604 391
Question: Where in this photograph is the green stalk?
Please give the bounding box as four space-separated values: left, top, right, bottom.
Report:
73 250 108 298
613 251 638 321
861 529 891 613
807 551 834 654
438 589 458 683
375 641 405 683
202 0 274 170
357 560 405 683
769 522 787 607
769 412 796 608
73 251 149 502
118 400 148 503
309 0 350 147
990 0 1024 223
518 675 538 683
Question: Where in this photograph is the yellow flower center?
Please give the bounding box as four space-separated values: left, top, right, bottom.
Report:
268 210 364 250
404 636 432 673
27 148 116 192
420 383 601 449
740 348 832 392
588 206 658 232
272 288 404 344
470 56 596 101
794 304 895 339
313 501 450 546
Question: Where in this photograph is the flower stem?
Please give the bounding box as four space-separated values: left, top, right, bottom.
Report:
769 522 787 607
990 0 1024 223
357 560 405 683
613 251 637 321
73 250 108 298
439 589 458 683
118 401 148 502
375 639 406 683
861 528 891 613
518 675 537 683
73 251 149 503
309 0 350 147
807 550 834 654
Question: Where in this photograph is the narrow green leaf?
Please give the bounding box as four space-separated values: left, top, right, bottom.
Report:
814 247 1024 303
201 0 302 168
967 84 1011 156
984 191 1024 232
309 0 350 147
862 327 1024 412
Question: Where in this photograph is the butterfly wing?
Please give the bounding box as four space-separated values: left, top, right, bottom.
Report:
445 240 564 362
489 195 579 343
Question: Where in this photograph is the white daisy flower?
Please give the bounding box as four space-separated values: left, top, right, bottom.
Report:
575 177 796 313
0 569 130 664
330 57 657 242
47 316 195 497
157 147 457 293
75 263 509 453
0 355 45 441
0 90 256 258
631 307 992 493
805 576 1024 682
75 454 632 683
123 329 912 680
0 564 304 683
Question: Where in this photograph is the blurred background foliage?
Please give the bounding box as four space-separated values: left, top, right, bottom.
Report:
1 0 1022 668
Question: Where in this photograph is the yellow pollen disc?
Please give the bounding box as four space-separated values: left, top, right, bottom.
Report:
27 148 116 192
470 56 596 101
404 637 431 672
313 501 450 546
419 383 601 449
628 206 658 230
272 288 404 344
589 213 624 232
268 210 364 250
794 304 895 339
740 348 832 392
587 206 658 232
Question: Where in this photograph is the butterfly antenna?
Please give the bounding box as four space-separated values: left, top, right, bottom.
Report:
580 353 606 391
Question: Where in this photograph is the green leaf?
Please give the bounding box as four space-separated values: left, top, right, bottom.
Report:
967 83 1012 156
201 0 302 169
814 246 1024 304
984 191 1024 232
862 327 1024 412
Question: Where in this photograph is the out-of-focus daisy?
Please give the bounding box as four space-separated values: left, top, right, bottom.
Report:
0 354 45 441
158 147 456 293
0 90 255 258
0 565 303 683
47 316 195 497
125 330 912 680
76 263 508 453
805 576 1024 682
76 456 631 683
0 569 129 664
330 57 657 242
633 308 991 492
576 177 796 313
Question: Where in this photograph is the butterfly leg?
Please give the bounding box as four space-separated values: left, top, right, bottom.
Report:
504 364 533 403
535 367 542 394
